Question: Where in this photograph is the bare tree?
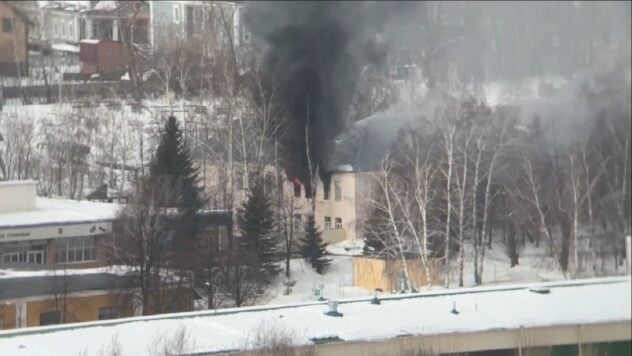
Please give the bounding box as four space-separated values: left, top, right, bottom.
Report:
109 177 178 315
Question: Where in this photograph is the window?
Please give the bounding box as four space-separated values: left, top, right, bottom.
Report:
61 20 66 38
2 18 12 33
53 20 59 37
335 217 342 230
173 5 181 23
334 181 341 201
1 243 46 265
293 181 301 198
324 216 331 230
56 236 97 264
323 183 330 200
68 21 74 39
98 307 119 320
1 244 26 263
39 311 61 326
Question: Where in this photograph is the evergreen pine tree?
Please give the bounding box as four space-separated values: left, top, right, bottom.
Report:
238 178 280 279
149 116 204 209
148 116 206 269
300 215 331 274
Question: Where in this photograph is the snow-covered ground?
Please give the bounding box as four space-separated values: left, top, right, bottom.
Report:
261 239 628 306
264 256 370 305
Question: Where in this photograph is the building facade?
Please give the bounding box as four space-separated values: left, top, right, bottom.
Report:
16 0 149 51
287 170 374 245
0 273 134 330
149 1 247 52
0 1 31 77
0 181 117 269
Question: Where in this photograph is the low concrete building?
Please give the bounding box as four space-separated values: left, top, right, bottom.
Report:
0 277 628 355
0 180 118 268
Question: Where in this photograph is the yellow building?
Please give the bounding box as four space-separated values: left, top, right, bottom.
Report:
0 272 134 330
287 169 374 244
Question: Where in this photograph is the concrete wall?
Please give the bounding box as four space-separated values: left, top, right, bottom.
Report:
0 180 37 214
25 293 126 327
0 292 130 330
235 322 631 356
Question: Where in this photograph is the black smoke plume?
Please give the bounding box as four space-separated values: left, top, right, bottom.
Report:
243 1 419 191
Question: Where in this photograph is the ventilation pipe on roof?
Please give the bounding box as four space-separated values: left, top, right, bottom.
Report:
325 300 343 317
451 301 459 315
371 290 381 305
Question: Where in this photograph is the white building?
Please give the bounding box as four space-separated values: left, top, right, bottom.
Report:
0 180 118 268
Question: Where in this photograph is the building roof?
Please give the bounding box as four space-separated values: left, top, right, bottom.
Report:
51 43 80 53
331 94 445 173
0 197 118 229
0 277 628 355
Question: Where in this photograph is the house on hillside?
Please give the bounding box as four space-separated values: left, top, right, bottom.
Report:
14 0 149 52
79 38 127 78
0 1 32 77
148 1 249 52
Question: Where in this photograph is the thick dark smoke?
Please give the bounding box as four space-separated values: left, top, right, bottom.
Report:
243 1 419 191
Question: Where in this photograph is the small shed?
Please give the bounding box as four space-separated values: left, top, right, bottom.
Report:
79 39 128 78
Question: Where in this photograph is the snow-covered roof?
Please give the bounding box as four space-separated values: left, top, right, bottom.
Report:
0 277 628 355
79 39 101 44
0 265 127 280
0 197 118 229
51 43 80 53
93 1 117 12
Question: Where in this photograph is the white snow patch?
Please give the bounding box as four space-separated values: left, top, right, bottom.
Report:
0 197 118 228
263 256 370 305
